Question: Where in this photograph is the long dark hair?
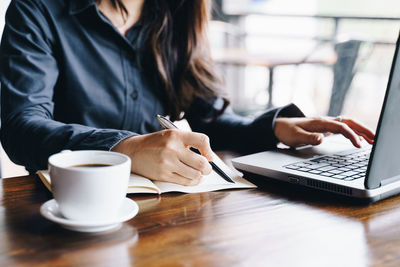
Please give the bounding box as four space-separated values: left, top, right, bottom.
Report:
108 0 225 121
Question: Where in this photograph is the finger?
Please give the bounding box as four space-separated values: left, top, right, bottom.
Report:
164 172 201 186
180 132 213 161
300 119 361 148
174 160 205 180
353 128 374 144
293 127 324 146
178 149 212 175
331 117 374 144
342 119 375 143
332 116 375 139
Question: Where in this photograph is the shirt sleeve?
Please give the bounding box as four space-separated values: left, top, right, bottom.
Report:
0 0 136 172
186 97 305 152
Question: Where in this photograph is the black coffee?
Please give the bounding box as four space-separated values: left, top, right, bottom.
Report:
70 164 112 168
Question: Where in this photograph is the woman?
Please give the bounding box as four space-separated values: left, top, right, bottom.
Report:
0 0 374 185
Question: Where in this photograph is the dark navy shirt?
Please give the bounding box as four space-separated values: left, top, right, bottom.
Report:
0 0 304 172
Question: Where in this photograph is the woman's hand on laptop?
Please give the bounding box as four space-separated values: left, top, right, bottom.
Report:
274 116 375 148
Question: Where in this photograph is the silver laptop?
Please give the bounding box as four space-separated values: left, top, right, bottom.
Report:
232 32 400 202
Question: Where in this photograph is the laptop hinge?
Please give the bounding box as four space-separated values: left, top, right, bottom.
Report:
380 174 400 186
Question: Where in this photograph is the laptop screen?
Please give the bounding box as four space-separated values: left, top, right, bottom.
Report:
366 32 400 189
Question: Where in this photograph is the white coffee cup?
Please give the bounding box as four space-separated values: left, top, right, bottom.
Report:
48 150 131 222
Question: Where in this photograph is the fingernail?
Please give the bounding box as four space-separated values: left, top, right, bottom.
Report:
315 135 323 144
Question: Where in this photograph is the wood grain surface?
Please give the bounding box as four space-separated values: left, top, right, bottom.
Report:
1 169 400 266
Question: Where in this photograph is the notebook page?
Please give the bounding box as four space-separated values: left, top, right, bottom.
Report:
127 174 160 194
37 170 52 191
154 172 256 193
154 152 256 193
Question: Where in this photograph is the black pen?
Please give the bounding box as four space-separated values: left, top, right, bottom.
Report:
156 114 235 184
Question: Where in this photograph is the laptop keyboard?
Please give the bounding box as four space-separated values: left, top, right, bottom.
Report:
284 149 371 181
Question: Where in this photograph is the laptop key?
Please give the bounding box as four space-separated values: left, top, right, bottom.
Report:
286 165 300 170
332 164 347 168
354 163 367 167
318 166 337 172
307 163 330 169
332 175 346 179
293 163 311 168
338 167 351 172
328 169 344 174
340 171 359 177
298 168 312 172
320 172 334 177
345 165 359 170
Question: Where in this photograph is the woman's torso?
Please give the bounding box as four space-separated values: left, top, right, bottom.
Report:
40 0 166 133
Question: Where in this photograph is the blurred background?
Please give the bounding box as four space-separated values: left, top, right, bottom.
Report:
211 0 399 124
0 0 399 177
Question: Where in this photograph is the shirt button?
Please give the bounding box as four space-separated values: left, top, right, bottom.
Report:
130 90 138 100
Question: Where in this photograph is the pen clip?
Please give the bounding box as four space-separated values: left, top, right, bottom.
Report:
156 115 178 130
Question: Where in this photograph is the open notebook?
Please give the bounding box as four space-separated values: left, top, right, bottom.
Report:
37 153 256 194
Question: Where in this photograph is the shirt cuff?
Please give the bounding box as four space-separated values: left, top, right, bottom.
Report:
107 131 139 151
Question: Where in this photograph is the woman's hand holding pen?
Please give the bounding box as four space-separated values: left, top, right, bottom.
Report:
112 129 213 185
274 116 375 148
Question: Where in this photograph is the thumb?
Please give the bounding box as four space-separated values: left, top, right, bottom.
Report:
181 131 214 161
295 127 324 146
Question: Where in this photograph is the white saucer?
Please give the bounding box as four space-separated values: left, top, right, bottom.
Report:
40 198 139 233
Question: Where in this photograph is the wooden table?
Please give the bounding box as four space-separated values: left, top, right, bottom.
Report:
2 167 400 266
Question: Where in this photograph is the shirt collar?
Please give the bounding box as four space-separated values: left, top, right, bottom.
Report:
69 0 97 15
